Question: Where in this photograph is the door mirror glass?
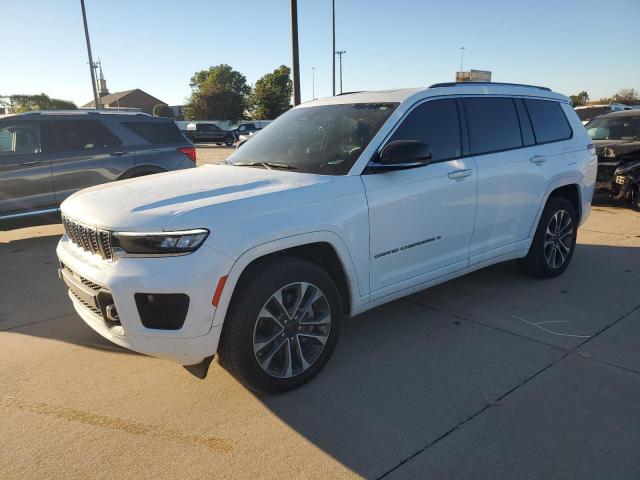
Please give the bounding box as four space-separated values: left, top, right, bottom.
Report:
377 140 432 166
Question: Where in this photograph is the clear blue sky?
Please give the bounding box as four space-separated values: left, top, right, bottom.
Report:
2 0 639 107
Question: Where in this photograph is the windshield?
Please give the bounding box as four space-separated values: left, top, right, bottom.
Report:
586 115 640 141
226 102 399 175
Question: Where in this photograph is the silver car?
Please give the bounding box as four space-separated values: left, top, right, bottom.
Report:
0 110 196 228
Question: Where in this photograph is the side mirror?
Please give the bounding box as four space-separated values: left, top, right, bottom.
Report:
375 140 432 168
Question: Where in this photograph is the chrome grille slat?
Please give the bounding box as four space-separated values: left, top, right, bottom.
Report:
62 215 113 261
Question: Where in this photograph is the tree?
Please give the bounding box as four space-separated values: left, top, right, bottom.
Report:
4 93 76 112
249 65 293 120
153 104 175 118
612 88 640 105
183 64 250 122
570 91 589 107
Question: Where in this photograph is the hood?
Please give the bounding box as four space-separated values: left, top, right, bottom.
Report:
594 139 640 164
61 164 336 231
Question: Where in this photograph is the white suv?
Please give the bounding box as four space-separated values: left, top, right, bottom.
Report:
57 82 597 392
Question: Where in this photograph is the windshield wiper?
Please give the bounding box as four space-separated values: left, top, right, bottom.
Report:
228 161 297 171
264 162 297 170
229 161 272 169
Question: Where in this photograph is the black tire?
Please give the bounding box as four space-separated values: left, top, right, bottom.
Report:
218 256 342 393
215 142 222 146
224 136 234 146
520 196 578 278
631 185 640 211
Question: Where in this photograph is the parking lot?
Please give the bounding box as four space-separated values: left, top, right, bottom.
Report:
195 144 236 166
1 186 639 478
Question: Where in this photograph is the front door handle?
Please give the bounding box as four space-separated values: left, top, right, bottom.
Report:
448 169 473 180
111 151 129 156
530 155 547 165
19 160 41 166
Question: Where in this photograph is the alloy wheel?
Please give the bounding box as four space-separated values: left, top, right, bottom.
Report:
544 209 574 269
253 282 331 378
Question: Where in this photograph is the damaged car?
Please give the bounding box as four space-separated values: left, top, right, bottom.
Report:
587 110 640 210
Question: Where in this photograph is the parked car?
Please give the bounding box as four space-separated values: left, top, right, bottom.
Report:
229 123 261 141
587 109 640 210
184 123 235 146
0 110 196 228
574 103 632 125
56 82 595 393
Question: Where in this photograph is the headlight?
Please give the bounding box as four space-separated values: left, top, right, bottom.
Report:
112 229 209 256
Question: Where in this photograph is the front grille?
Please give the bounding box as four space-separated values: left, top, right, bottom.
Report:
62 216 113 260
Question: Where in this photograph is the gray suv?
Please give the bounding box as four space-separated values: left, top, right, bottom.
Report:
0 110 196 228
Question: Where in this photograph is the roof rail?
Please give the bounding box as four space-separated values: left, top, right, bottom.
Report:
19 110 151 117
429 82 551 91
336 91 365 96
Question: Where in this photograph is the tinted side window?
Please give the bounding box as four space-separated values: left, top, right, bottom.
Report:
46 120 121 153
0 121 41 156
123 122 185 144
389 99 461 161
463 97 522 155
524 99 572 143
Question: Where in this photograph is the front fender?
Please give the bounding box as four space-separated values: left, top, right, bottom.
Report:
211 231 366 328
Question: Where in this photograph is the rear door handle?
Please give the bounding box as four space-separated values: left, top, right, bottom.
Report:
19 160 41 166
447 169 473 180
530 155 547 165
110 151 129 156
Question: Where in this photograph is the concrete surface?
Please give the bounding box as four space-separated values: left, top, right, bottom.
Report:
1 199 639 479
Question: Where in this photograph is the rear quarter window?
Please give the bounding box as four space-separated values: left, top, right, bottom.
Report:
524 99 572 143
123 122 186 144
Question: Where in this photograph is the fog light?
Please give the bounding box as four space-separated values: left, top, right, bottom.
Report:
134 293 190 330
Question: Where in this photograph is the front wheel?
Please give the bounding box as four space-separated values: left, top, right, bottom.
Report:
224 136 235 146
218 257 342 393
520 196 578 278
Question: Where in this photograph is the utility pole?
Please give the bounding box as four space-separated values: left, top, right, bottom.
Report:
335 50 346 94
312 67 316 100
459 46 465 72
290 0 301 106
332 0 336 96
80 0 100 109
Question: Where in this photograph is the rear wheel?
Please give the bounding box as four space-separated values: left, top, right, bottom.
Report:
218 257 342 393
520 196 577 278
631 185 640 211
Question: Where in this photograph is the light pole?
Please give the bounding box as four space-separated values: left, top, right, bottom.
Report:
332 0 336 96
335 50 346 94
312 66 317 100
459 46 465 73
290 0 301 106
80 0 100 109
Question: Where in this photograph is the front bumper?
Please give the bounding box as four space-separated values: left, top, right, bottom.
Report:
56 236 233 365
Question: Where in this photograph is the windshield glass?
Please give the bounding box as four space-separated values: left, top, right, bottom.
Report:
586 115 640 141
226 102 399 175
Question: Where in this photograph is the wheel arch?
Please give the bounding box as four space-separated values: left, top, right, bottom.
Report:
549 184 581 221
529 178 583 239
211 232 362 328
